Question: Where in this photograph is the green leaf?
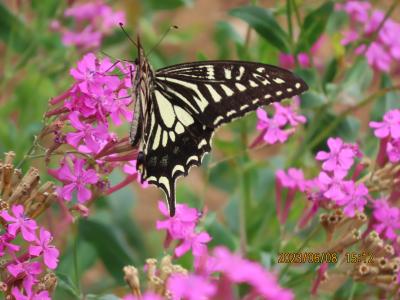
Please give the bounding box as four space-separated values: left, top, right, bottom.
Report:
143 0 193 11
323 58 338 86
0 3 33 52
85 295 121 300
79 219 135 284
296 2 334 53
55 273 80 299
341 57 373 100
370 74 400 121
229 6 290 52
214 21 243 59
205 214 236 250
300 91 327 109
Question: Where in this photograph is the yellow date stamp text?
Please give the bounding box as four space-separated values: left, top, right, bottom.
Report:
277 252 338 264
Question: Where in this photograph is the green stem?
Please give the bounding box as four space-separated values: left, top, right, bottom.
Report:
279 226 321 280
286 0 294 52
73 223 82 297
348 281 356 300
291 0 302 28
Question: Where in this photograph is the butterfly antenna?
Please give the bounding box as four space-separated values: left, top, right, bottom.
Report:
146 25 178 58
119 22 138 47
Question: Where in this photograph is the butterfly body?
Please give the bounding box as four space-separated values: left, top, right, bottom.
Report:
130 42 308 216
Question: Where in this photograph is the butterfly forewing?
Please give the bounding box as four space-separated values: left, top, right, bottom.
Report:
135 60 308 216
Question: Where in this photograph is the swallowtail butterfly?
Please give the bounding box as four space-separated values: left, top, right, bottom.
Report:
130 37 308 217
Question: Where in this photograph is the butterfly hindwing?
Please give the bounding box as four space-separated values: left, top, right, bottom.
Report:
136 60 308 216
139 95 213 215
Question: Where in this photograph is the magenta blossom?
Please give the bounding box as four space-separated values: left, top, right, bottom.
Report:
370 109 400 139
12 287 50 300
318 170 347 201
175 231 211 258
156 201 199 240
29 228 59 269
338 1 371 23
123 160 149 188
316 137 357 172
387 138 400 162
373 199 400 240
256 108 290 144
69 53 118 94
272 103 307 126
0 233 20 255
7 260 42 293
66 112 110 153
0 205 37 242
213 247 294 300
168 274 216 300
276 168 306 191
50 155 99 203
335 181 368 217
56 0 125 49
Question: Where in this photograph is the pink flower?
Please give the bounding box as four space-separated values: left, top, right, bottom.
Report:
7 260 42 293
276 168 306 191
318 170 347 201
256 108 289 144
70 53 117 94
272 103 306 126
316 137 356 172
58 0 125 49
168 274 216 300
175 231 211 258
0 233 20 255
373 199 400 240
336 181 368 217
62 26 102 49
12 287 50 300
29 228 59 269
50 155 99 203
341 1 371 22
387 138 400 162
123 160 148 188
213 247 293 300
156 201 199 240
341 30 359 45
105 89 133 126
370 109 400 139
278 53 310 69
66 112 110 153
364 42 391 72
0 205 37 242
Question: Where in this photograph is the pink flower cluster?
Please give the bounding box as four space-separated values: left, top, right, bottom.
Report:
277 126 400 246
0 205 59 299
276 137 367 229
253 101 306 146
370 109 400 164
51 0 125 50
338 1 400 72
156 201 211 259
46 53 145 206
156 202 293 300
279 37 324 69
